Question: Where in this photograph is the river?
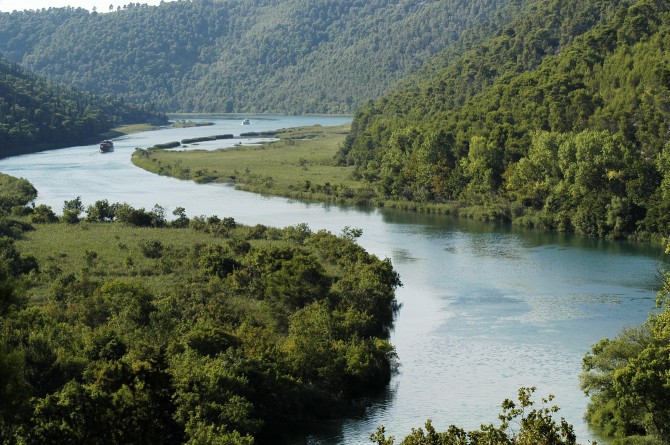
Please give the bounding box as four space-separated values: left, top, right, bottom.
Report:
0 114 663 444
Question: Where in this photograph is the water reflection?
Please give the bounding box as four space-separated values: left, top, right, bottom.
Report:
379 207 665 259
256 385 396 445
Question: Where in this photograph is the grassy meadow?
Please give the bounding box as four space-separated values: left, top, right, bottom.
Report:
131 123 382 205
14 218 274 302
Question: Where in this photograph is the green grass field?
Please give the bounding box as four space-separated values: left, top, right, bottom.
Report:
130 123 463 214
131 124 381 205
15 220 260 301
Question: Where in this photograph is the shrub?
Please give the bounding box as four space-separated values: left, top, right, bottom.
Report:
140 240 164 259
30 205 58 224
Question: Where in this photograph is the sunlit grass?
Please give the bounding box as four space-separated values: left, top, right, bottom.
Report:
131 123 380 204
112 123 161 135
129 123 468 214
16 221 245 299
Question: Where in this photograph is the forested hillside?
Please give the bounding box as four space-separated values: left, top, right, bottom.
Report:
0 0 523 114
339 0 670 240
0 56 167 157
0 180 401 443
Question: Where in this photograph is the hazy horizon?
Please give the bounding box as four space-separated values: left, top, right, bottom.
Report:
0 0 173 13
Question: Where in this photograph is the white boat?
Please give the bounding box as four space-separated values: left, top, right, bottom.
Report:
242 119 250 125
99 140 114 153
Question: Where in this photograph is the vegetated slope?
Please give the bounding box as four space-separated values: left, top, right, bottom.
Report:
339 0 670 240
0 189 401 443
0 56 167 157
0 0 522 113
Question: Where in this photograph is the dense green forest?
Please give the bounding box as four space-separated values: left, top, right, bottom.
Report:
3 0 670 442
0 174 401 443
0 56 167 157
339 0 670 240
0 0 526 114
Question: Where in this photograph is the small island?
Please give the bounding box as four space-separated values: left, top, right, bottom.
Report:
171 120 215 128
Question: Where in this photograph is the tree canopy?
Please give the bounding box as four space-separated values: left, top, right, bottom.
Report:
0 56 167 157
0 0 523 114
0 185 402 443
580 241 670 444
339 0 670 240
370 387 582 445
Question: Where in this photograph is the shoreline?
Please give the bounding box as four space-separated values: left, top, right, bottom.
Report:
130 123 662 243
0 123 163 161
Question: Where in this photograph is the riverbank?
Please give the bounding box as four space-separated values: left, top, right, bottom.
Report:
132 123 375 202
129 125 544 226
5 205 400 443
0 116 662 445
131 123 456 209
130 123 663 243
0 122 163 160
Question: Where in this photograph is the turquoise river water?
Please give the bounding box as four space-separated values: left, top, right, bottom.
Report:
0 114 664 444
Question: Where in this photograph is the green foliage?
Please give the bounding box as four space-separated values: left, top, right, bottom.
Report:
371 387 582 444
580 240 670 444
171 207 190 229
0 173 37 213
341 0 670 239
0 0 521 114
0 56 167 157
0 266 31 440
0 267 24 317
62 196 84 224
29 204 58 224
184 409 254 445
113 203 167 228
581 328 651 438
0 237 38 278
0 187 401 442
85 199 115 222
131 124 378 206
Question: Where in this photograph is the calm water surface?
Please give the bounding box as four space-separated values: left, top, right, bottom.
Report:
0 115 663 444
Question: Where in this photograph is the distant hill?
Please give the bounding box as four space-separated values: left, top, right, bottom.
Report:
0 56 167 157
338 0 670 240
0 0 522 114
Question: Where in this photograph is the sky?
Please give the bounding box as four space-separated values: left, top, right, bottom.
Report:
0 0 173 12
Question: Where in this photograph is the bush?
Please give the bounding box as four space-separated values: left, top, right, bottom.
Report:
141 240 164 259
30 205 58 224
86 199 115 222
115 203 153 227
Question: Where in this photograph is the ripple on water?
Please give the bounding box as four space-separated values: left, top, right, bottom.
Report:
392 248 421 263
